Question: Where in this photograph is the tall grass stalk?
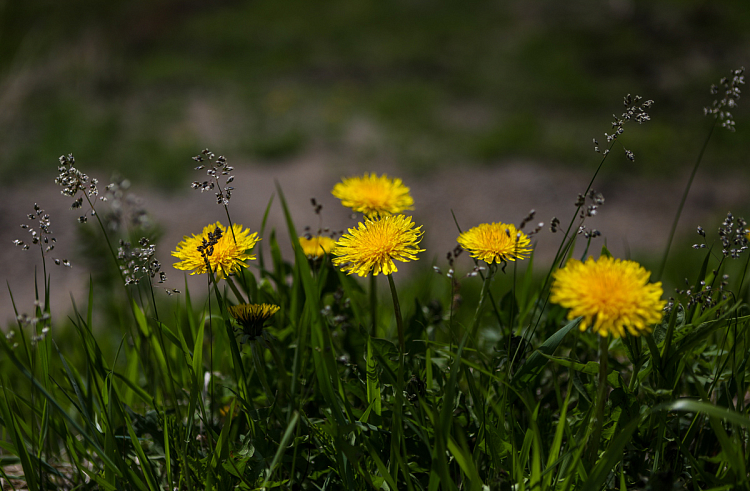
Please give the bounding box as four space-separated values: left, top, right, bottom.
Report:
656 119 717 281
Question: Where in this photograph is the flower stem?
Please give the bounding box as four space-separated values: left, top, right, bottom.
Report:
84 194 126 286
370 274 378 337
469 264 495 342
386 274 410 487
387 274 404 353
588 334 609 463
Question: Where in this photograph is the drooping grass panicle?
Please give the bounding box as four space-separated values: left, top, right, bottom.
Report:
658 67 744 280
14 203 70 270
190 149 246 257
704 66 745 132
191 149 236 207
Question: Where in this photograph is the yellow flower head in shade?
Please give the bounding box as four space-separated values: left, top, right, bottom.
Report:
332 173 414 217
457 222 532 264
172 222 260 279
228 303 280 340
298 235 336 259
550 256 666 338
332 215 425 277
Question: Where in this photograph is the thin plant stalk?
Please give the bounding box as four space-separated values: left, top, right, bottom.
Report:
656 118 717 280
371 274 378 337
737 251 750 301
450 210 504 327
225 276 247 304
469 263 496 342
387 274 404 352
386 273 412 489
83 193 127 286
521 139 617 359
588 335 609 463
223 203 251 294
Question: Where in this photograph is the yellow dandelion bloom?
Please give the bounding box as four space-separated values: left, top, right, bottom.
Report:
172 222 260 279
332 215 424 277
332 173 414 216
298 235 336 259
228 303 280 339
550 256 665 338
457 222 532 264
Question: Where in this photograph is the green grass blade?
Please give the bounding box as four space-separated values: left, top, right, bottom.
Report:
121 404 159 491
0 385 38 491
0 334 122 477
512 316 581 389
365 337 382 418
261 411 299 489
544 376 574 488
206 401 237 490
257 192 275 277
580 416 642 491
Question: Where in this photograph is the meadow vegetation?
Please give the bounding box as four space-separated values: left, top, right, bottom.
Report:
1 68 749 490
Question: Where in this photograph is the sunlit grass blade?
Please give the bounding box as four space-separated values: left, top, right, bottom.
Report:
0 332 122 478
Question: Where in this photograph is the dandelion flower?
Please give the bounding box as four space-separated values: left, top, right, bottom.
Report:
550 256 665 338
228 303 280 340
299 235 336 259
172 222 259 279
332 215 424 277
457 222 532 264
332 173 414 216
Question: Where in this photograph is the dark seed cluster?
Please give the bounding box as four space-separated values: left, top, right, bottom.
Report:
518 209 544 237
191 149 235 206
14 203 70 267
549 217 560 233
118 237 166 287
717 212 748 259
56 154 111 224
56 154 99 204
433 245 463 278
594 94 654 162
575 190 605 239
675 272 729 317
695 212 749 258
433 246 463 310
302 225 340 241
303 198 341 242
197 226 223 273
704 67 744 132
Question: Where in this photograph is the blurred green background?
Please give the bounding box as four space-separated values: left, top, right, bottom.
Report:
1 0 748 187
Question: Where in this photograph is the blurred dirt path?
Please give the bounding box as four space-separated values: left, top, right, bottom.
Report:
1 155 746 322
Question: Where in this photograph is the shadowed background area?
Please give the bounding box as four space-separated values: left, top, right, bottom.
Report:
1 0 749 319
